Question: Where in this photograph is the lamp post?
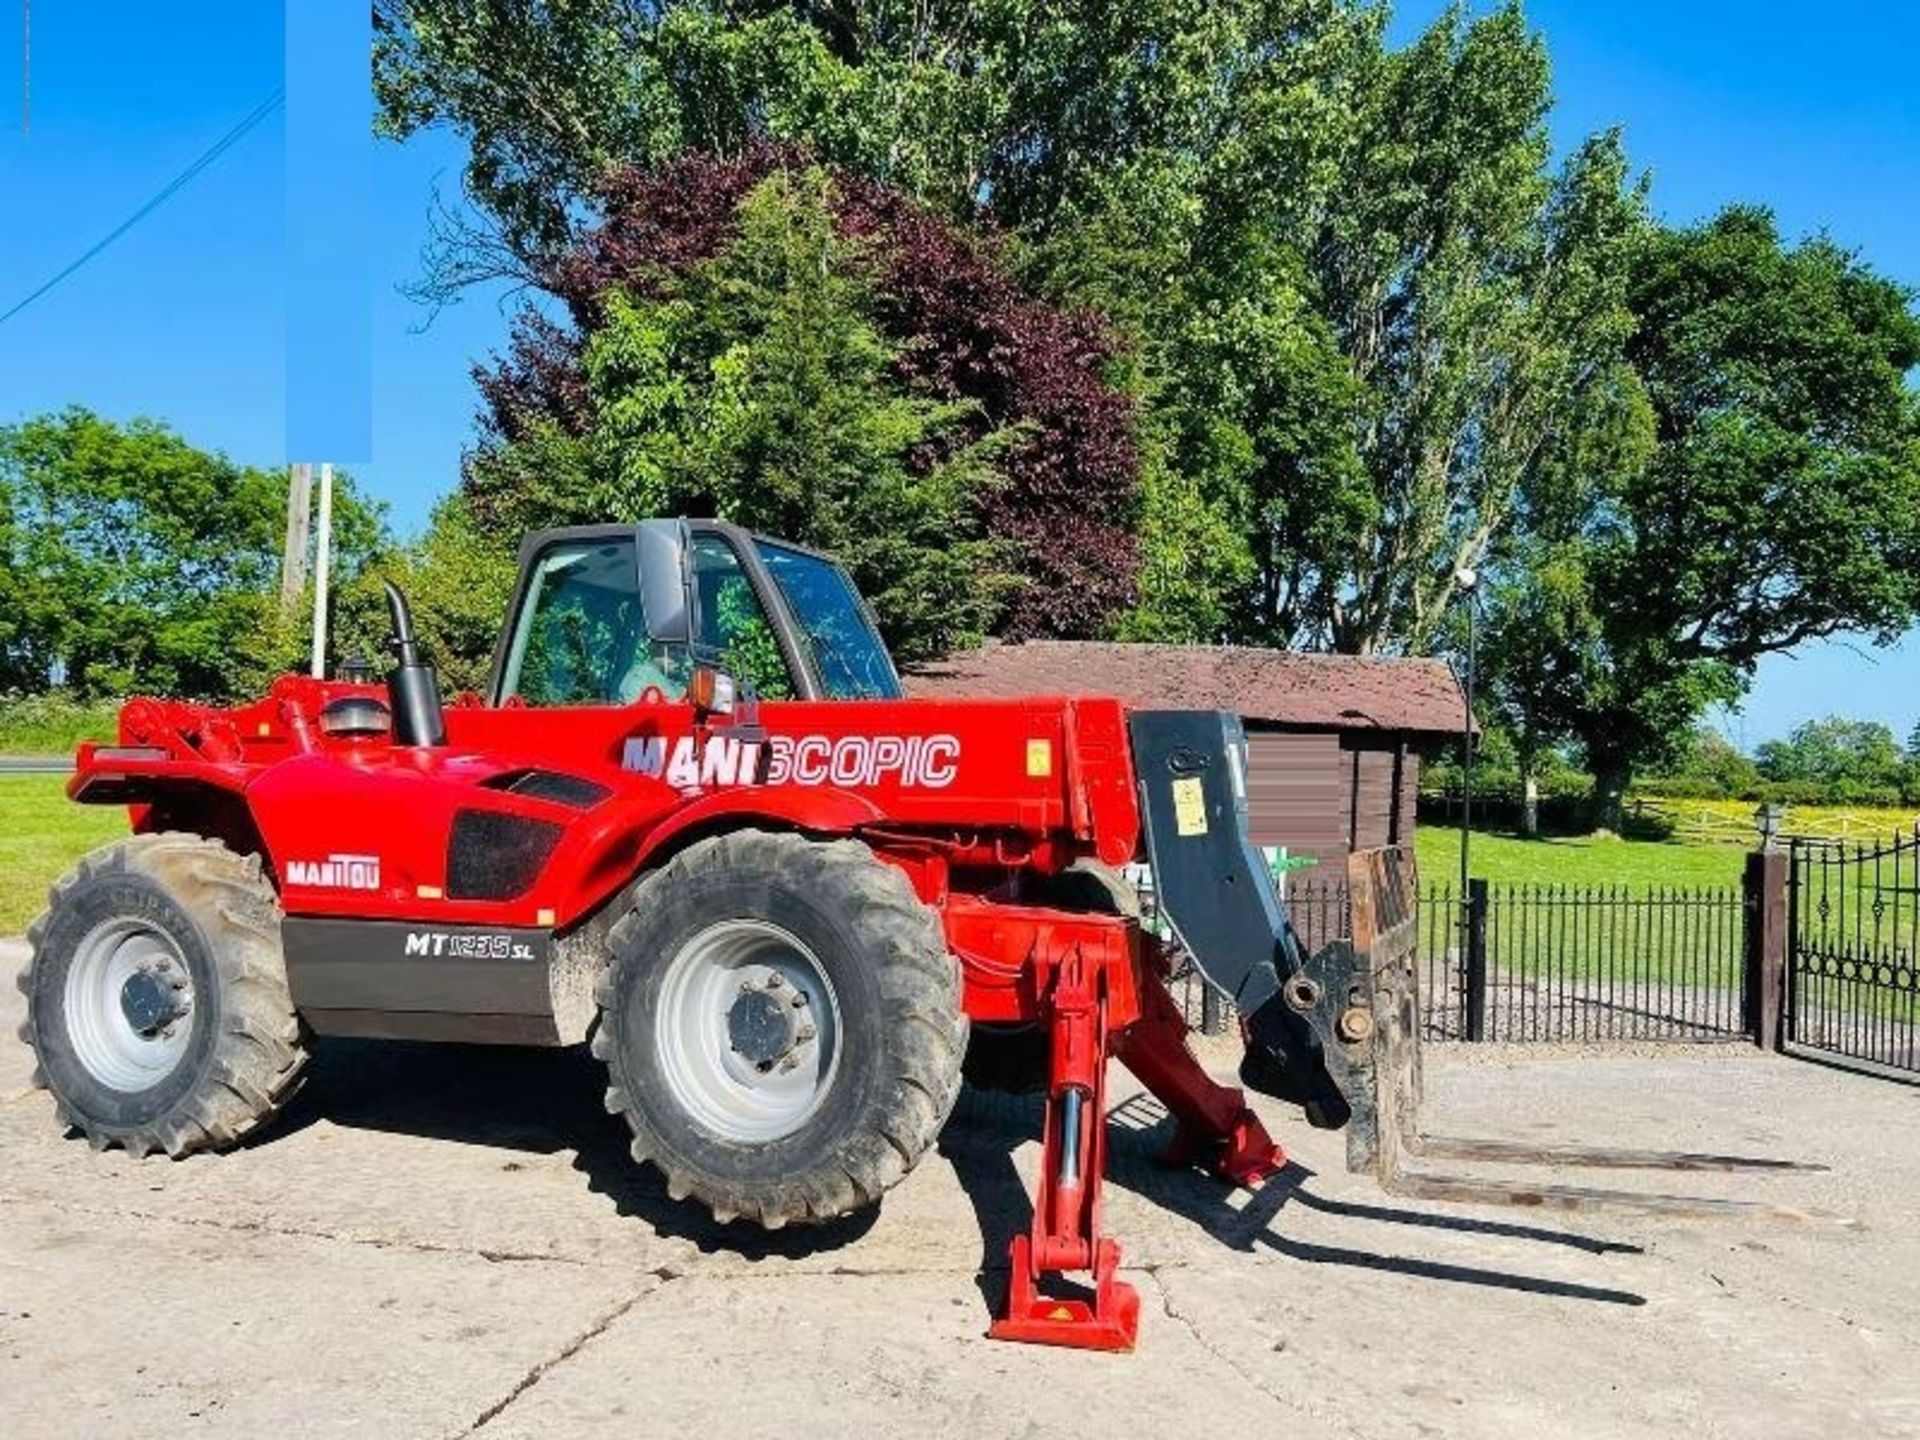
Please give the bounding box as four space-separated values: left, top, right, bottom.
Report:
1455 566 1480 904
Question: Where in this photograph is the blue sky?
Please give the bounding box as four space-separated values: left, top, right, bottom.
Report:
0 2 1915 744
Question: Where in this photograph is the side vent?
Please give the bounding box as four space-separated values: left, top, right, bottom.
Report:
447 810 565 901
479 769 612 809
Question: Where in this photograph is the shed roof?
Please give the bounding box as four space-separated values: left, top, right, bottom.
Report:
905 640 1470 738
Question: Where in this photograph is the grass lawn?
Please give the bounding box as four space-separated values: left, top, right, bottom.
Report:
1413 825 1745 890
0 776 127 936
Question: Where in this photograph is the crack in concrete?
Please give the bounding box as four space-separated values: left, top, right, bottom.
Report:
460 1273 675 1435
1141 1266 1365 1437
0 1194 607 1269
1 1190 1009 1283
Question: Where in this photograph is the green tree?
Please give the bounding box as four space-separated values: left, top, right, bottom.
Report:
0 410 387 700
377 2 1655 662
332 494 519 696
1301 13 1649 655
1471 540 1605 833
1755 718 1906 799
372 1 1372 290
1568 208 1920 822
1650 726 1762 799
468 167 1014 662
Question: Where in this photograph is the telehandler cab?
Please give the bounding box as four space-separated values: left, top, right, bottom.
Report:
17 519 1820 1351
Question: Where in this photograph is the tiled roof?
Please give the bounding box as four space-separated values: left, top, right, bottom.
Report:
905 640 1470 737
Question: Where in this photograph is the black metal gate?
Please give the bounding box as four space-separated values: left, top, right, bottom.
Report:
1786 834 1920 1076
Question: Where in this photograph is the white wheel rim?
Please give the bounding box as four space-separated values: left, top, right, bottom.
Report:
62 918 196 1093
654 919 841 1143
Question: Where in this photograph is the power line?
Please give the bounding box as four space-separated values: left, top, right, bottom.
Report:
0 88 285 329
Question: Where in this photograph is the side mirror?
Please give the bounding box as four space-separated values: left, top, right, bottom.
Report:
638 519 696 647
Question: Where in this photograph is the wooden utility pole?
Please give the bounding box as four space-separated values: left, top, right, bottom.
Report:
309 463 334 678
280 463 313 617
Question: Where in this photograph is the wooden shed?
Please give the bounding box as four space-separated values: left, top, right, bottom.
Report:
906 641 1469 869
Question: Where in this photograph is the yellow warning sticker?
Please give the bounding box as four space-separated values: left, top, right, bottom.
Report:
1172 775 1208 836
1026 738 1053 777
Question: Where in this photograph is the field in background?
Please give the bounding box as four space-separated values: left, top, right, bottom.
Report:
1631 794 1920 846
0 776 124 935
1412 826 1745 888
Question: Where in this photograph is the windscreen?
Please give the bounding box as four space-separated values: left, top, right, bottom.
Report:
754 542 902 699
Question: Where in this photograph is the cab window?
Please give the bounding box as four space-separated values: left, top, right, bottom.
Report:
500 538 688 705
690 535 796 700
755 541 901 699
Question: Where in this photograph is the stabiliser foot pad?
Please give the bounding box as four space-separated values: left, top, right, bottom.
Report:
989 1237 1140 1352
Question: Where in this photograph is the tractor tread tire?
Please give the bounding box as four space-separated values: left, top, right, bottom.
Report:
16 832 308 1158
592 830 965 1229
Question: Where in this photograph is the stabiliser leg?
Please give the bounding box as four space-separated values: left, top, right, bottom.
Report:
988 942 1141 1351
1113 953 1286 1189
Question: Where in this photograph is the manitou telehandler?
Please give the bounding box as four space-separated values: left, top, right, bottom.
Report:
16 519 1818 1351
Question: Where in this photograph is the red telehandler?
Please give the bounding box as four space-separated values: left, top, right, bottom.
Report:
15 520 1818 1351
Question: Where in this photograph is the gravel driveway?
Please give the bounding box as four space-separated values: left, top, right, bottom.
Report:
2 938 1915 1438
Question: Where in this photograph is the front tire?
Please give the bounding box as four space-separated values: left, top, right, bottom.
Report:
593 830 966 1228
15 833 309 1157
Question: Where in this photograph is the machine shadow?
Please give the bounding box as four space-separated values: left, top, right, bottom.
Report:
270 1040 1645 1301
940 1085 1647 1314
268 1035 879 1258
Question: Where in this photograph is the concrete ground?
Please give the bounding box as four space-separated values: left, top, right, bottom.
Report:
3 937 1917 1439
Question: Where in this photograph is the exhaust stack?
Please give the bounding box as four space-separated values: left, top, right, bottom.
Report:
382 581 446 747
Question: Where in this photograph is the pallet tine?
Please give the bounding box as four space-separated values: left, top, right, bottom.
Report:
1405 1133 1828 1174
1320 846 1850 1226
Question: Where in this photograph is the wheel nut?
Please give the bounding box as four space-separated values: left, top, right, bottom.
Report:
790 992 808 1008
795 1024 816 1043
765 973 785 989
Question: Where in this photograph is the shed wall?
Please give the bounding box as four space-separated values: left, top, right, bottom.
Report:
1244 731 1347 862
1243 729 1425 865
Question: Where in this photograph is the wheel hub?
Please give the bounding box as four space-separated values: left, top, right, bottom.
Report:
118 968 186 1037
63 918 196 1093
727 986 800 1069
654 919 840 1143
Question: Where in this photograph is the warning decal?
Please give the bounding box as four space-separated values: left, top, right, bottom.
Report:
1172 776 1208 836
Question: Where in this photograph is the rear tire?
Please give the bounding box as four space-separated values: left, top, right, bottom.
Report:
15 833 309 1157
593 830 966 1228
